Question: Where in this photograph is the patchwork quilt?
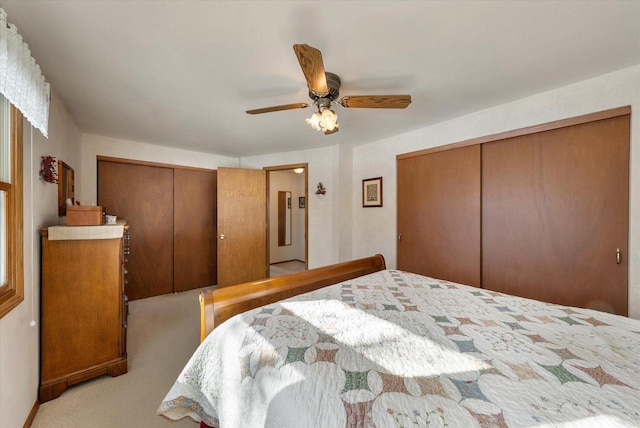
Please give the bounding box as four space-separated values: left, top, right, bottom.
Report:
158 270 640 427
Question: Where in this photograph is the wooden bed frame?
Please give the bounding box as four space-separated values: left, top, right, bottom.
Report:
199 254 386 341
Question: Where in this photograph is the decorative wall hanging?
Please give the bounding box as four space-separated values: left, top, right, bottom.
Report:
362 177 383 207
315 182 326 195
40 155 57 183
0 8 51 137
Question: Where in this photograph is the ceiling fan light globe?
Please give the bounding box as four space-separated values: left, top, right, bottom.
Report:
323 121 337 132
305 113 322 131
319 109 338 131
321 108 335 119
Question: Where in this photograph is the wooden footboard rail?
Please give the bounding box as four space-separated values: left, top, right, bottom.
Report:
199 254 386 342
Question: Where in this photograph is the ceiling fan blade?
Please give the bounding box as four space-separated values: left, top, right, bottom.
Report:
339 95 412 109
293 44 329 96
246 103 311 115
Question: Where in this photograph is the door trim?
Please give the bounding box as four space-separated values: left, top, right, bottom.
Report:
97 155 216 173
397 105 631 160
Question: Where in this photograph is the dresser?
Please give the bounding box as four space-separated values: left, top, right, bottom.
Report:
40 221 130 402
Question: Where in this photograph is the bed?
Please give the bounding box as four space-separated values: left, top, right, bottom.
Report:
158 255 640 427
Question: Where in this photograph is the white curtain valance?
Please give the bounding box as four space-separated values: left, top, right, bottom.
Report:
0 8 50 138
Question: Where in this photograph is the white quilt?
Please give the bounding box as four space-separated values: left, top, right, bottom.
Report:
158 270 640 427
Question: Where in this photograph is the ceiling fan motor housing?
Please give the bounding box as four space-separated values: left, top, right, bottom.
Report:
309 72 341 102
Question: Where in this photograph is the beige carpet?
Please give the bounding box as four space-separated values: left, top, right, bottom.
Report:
31 288 205 428
269 260 305 277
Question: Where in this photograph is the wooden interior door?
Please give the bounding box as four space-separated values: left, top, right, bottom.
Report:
174 169 217 292
98 160 174 300
482 115 629 315
217 167 267 287
397 145 481 286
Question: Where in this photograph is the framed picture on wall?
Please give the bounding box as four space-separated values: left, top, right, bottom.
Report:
299 196 305 208
362 177 383 207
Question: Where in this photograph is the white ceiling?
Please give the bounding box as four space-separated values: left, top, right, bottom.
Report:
2 1 639 157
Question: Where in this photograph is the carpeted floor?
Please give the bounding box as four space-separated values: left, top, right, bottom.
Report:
269 260 306 277
31 288 204 427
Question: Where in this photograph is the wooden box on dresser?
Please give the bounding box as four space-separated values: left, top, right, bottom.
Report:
40 221 130 402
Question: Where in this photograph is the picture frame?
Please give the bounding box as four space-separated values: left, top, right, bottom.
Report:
362 177 383 207
299 196 306 208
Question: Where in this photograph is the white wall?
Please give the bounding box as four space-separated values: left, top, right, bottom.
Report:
350 65 640 318
268 170 305 264
0 91 82 428
336 143 354 263
78 134 239 206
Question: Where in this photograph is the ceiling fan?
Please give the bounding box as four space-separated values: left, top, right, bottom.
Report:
246 44 412 135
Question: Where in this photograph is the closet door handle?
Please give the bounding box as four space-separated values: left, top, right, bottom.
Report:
219 234 225 240
616 248 621 265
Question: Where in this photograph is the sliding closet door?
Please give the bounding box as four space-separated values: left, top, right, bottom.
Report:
174 169 217 292
99 159 219 299
397 145 481 286
482 115 629 315
98 161 174 300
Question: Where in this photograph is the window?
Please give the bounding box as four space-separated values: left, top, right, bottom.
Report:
0 93 24 318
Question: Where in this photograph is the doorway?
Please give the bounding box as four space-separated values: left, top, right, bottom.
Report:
265 164 308 277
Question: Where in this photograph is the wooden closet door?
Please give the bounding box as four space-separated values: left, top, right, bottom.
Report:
98 161 174 300
482 115 629 315
397 145 481 286
174 169 217 292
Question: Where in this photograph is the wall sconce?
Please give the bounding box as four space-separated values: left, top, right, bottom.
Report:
315 182 326 195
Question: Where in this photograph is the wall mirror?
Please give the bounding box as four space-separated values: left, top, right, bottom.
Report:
278 191 292 246
57 160 74 216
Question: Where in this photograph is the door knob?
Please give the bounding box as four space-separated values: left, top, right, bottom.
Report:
219 234 225 240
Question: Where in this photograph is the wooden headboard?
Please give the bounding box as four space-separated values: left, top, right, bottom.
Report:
199 254 386 342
